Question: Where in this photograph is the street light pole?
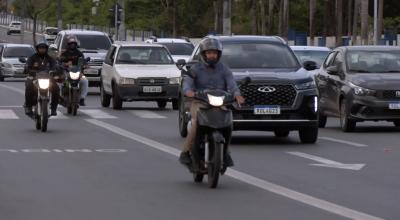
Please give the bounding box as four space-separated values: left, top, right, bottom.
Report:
373 0 378 45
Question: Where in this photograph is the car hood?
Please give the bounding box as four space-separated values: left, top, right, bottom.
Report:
115 64 180 78
171 55 190 62
81 49 108 60
232 68 314 84
1 58 25 65
350 73 400 90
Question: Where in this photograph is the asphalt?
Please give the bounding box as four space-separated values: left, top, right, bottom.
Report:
0 27 399 220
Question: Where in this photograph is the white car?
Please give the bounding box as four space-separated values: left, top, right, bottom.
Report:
100 42 181 110
7 21 22 35
145 37 194 62
291 46 331 75
0 44 35 81
43 27 59 44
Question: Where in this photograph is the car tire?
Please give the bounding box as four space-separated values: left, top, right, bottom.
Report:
274 130 290 137
172 99 179 110
393 120 400 127
157 100 167 109
299 126 318 144
318 113 327 128
112 84 123 110
100 82 111 107
340 101 356 132
0 76 4 82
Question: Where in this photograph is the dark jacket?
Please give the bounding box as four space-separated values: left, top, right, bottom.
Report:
26 53 56 77
60 49 84 66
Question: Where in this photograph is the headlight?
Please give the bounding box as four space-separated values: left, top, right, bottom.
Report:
38 79 50 89
169 77 181 84
207 94 224 107
295 81 316 90
314 96 318 113
349 82 376 96
69 71 80 80
1 63 13 68
119 77 135 85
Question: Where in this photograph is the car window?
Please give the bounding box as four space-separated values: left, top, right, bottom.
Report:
3 47 35 58
346 50 400 73
116 47 174 65
158 43 194 56
61 34 111 51
45 28 58 35
192 46 201 61
292 50 330 68
220 42 299 69
331 52 344 67
105 46 117 65
323 52 337 68
55 34 62 48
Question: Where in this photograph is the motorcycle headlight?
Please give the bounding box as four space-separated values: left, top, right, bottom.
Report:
38 79 50 89
295 81 316 90
349 82 376 96
1 62 13 68
69 71 80 80
119 77 135 85
169 77 181 84
207 94 224 107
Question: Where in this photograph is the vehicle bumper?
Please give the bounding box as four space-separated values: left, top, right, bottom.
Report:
117 84 180 101
83 67 101 87
349 96 400 121
0 68 27 78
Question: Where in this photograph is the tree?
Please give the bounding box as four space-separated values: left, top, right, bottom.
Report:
336 0 343 46
309 0 316 45
361 0 369 45
267 0 275 34
259 0 266 35
352 0 360 45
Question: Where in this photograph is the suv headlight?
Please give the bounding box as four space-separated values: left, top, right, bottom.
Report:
1 63 13 68
169 77 181 84
349 82 376 96
295 81 316 90
119 77 135 85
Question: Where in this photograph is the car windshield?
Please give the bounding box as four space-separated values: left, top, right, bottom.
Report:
116 47 174 65
62 34 111 50
292 50 330 68
158 43 194 56
45 28 58 35
220 42 299 69
3 47 34 58
11 22 21 26
347 50 400 73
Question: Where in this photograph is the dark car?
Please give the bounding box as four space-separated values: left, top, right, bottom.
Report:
178 35 319 143
315 46 400 132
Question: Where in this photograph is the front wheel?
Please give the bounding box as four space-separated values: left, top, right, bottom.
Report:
72 104 78 116
172 99 179 110
178 101 188 137
340 101 356 132
112 84 123 110
0 76 4 82
157 100 167 109
40 100 48 132
193 173 204 183
100 82 111 107
393 121 400 127
208 139 222 189
318 113 327 128
274 130 290 137
299 126 318 144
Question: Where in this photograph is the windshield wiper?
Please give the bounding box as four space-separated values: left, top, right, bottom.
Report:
384 70 400 73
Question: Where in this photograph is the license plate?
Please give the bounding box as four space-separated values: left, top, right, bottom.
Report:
254 105 281 115
84 69 99 75
143 86 162 93
389 103 400 109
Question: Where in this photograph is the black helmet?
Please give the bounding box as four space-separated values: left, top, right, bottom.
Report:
199 38 222 65
66 35 78 45
35 42 48 50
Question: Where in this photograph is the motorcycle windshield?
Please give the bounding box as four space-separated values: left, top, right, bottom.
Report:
197 108 232 129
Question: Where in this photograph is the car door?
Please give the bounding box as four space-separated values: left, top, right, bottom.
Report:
102 46 117 92
326 50 346 116
316 51 337 115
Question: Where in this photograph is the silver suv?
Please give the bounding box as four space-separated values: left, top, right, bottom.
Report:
49 30 112 87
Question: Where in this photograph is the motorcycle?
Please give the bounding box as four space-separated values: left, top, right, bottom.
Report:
59 57 89 116
28 71 52 132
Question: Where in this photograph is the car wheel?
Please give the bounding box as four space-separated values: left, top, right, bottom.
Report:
393 120 400 127
0 76 4 82
100 82 111 107
157 100 167 109
318 113 327 128
299 126 318 144
172 99 179 110
340 100 356 132
274 130 290 137
112 84 123 110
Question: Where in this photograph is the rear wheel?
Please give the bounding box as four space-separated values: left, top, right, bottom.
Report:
208 139 222 189
157 100 167 109
318 113 327 128
393 121 400 127
340 101 356 132
274 130 290 137
172 99 179 110
100 82 111 107
67 105 72 114
299 126 318 144
112 84 123 110
72 104 78 116
0 76 4 82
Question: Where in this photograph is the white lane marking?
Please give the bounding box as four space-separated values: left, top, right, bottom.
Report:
85 119 383 220
79 109 117 119
287 152 366 171
130 110 167 119
0 106 24 108
51 111 68 119
319 136 368 147
0 110 19 119
0 84 25 95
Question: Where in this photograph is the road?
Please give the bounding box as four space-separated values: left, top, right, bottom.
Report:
0 27 399 220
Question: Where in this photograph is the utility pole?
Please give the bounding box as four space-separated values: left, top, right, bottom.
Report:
222 0 231 35
57 0 62 29
373 0 378 45
118 0 125 41
20 0 26 44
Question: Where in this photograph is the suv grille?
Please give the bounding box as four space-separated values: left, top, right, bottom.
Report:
381 90 400 100
88 60 103 67
240 84 297 107
137 78 168 85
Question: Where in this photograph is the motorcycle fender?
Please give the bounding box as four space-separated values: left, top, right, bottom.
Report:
71 87 80 103
212 131 225 144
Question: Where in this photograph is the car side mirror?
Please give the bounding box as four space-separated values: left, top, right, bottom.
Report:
176 59 186 70
19 57 27 63
303 60 318 71
49 44 57 51
326 66 338 75
85 57 91 62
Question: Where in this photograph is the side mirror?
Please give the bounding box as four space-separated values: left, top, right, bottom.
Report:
303 60 318 71
241 76 252 85
326 66 338 75
49 44 57 51
19 57 27 63
176 59 186 70
85 57 91 62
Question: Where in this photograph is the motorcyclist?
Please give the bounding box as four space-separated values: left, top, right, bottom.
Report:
24 42 61 116
59 35 89 106
179 38 245 167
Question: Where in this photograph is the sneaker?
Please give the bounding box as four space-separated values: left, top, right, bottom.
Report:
24 106 33 116
79 99 86 106
51 109 57 116
179 151 192 165
224 153 234 167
